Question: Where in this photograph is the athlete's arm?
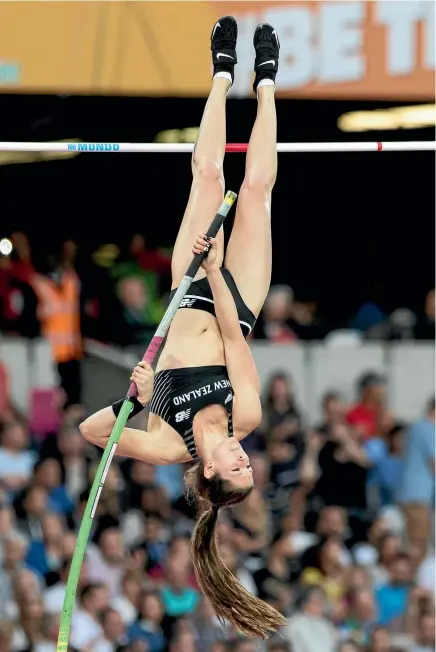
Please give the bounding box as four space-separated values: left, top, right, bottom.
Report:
194 234 261 434
80 410 180 465
79 363 181 464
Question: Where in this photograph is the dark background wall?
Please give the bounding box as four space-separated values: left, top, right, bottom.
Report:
0 94 434 322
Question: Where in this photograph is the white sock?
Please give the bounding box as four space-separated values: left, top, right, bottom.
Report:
257 78 275 98
213 71 232 85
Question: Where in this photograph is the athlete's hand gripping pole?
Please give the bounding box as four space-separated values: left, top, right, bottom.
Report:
56 190 237 652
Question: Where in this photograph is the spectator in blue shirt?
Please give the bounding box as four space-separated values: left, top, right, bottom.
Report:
25 512 65 580
396 398 435 564
365 424 405 506
0 421 36 497
160 556 199 617
375 552 413 629
33 457 75 517
128 591 166 652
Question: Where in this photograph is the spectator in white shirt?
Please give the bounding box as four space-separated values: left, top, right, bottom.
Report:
110 570 141 626
70 582 109 651
94 608 129 652
0 421 36 494
284 586 338 652
44 558 89 616
86 528 125 598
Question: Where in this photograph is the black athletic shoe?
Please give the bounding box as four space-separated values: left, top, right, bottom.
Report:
211 16 238 83
253 23 280 93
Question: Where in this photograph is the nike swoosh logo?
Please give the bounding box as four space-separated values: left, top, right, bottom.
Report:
212 22 220 38
224 392 233 405
259 59 275 67
272 30 280 48
217 53 234 59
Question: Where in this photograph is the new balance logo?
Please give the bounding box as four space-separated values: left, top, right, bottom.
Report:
175 409 191 423
217 53 234 60
180 298 196 308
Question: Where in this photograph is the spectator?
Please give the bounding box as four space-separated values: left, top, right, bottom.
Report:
129 234 171 277
110 570 142 626
337 643 362 652
229 640 258 652
262 372 302 438
346 374 389 440
312 425 371 512
31 257 82 406
368 533 402 587
230 476 271 564
70 582 109 651
0 421 37 495
284 586 338 652
300 506 351 567
259 285 297 343
367 627 390 652
128 591 166 652
219 542 258 596
25 512 65 580
375 553 413 630
0 231 39 339
0 363 14 425
0 532 30 620
366 424 405 507
15 484 48 540
316 392 347 435
267 642 293 652
109 276 159 350
211 643 228 652
301 537 348 614
412 611 435 652
192 597 229 652
53 425 90 501
0 621 13 652
253 531 295 611
0 489 20 548
160 556 199 617
130 514 169 572
87 528 126 598
396 397 435 565
44 558 89 616
94 608 130 651
33 458 75 517
340 588 377 645
414 289 435 340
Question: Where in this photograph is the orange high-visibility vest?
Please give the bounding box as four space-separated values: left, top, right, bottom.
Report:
32 270 82 363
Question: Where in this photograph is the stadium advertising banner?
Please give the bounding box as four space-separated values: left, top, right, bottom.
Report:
0 0 434 99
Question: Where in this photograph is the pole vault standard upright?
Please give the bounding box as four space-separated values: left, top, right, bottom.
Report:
0 141 434 153
56 191 237 652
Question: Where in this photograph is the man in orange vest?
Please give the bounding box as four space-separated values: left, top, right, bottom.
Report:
32 257 82 407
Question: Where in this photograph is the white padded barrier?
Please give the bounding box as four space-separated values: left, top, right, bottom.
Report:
0 337 31 413
29 339 57 389
0 336 56 413
387 343 435 421
306 344 387 423
250 342 308 411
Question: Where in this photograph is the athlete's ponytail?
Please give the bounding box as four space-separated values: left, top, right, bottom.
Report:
185 462 286 638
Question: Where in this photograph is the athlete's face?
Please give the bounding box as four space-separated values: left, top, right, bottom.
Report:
207 438 253 488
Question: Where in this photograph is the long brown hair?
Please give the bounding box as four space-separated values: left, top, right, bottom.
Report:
185 462 286 638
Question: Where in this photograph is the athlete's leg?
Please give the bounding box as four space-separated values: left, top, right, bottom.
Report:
171 17 237 289
224 24 279 316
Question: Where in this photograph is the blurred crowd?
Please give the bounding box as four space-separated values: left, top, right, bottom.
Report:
0 231 435 406
0 363 434 652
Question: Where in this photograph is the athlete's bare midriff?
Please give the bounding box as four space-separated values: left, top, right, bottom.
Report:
156 308 225 372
